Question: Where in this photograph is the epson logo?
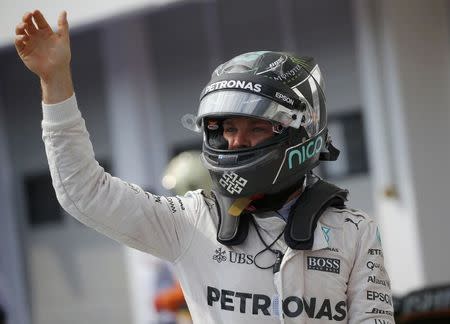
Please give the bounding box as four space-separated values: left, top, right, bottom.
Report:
275 92 294 106
367 291 393 306
207 286 347 320
204 80 262 95
307 256 340 274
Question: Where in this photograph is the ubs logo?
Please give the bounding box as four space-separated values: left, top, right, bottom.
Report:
212 248 254 265
212 248 227 263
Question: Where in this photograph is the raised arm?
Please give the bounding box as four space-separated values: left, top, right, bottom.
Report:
14 11 200 262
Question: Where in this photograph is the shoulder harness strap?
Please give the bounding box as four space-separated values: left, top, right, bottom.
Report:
213 192 250 246
284 179 348 250
213 179 348 249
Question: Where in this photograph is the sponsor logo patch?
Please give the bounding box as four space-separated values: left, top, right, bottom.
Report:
376 227 382 244
368 275 391 289
207 285 347 320
368 248 383 256
212 248 255 265
275 92 294 106
307 256 340 274
204 80 262 95
344 217 362 229
366 261 386 273
365 308 394 317
367 290 393 306
373 320 392 324
321 226 331 243
212 247 227 263
287 136 324 169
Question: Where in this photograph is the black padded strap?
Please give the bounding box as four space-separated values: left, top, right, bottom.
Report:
284 180 348 250
213 191 250 246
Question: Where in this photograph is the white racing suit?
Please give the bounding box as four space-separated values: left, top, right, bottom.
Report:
41 94 395 324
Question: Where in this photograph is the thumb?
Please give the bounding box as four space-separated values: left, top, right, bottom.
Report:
57 11 69 38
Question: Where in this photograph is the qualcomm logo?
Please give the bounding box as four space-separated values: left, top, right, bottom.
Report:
212 247 227 263
219 171 248 194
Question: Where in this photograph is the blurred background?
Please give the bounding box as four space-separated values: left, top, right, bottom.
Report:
1 0 450 323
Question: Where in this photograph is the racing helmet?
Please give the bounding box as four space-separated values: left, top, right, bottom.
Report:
184 51 338 199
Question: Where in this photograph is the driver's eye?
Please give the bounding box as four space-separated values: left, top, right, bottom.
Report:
224 127 237 133
252 127 266 133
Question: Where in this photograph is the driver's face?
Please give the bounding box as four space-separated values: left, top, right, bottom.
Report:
222 117 274 149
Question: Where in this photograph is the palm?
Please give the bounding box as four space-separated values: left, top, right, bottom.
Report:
15 11 71 79
21 31 69 76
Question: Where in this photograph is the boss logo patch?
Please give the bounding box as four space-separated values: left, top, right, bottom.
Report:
307 256 341 274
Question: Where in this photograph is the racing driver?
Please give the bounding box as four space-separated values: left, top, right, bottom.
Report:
15 10 395 323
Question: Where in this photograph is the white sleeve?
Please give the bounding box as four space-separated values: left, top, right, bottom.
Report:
347 217 396 323
41 94 200 262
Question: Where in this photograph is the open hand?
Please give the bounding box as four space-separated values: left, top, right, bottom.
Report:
15 10 71 82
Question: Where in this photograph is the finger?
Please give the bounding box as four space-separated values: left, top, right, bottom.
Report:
22 12 32 23
14 34 29 52
24 13 38 34
32 9 52 31
15 22 28 36
57 11 69 38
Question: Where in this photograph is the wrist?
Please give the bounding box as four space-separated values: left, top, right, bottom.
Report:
40 68 74 104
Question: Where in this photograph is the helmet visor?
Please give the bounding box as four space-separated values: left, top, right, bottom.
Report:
197 90 305 130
